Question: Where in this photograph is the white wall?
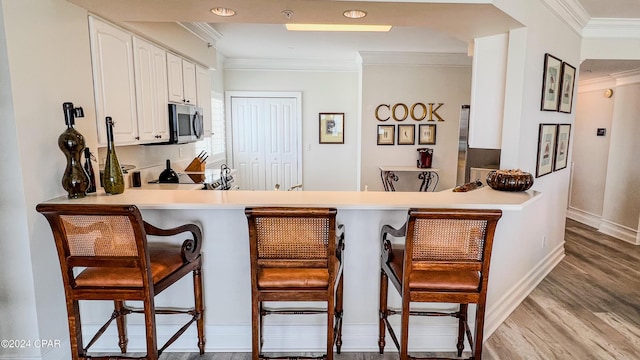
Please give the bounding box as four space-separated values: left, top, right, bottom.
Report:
0 4 41 359
1 0 97 358
223 69 360 191
569 79 615 224
360 54 472 191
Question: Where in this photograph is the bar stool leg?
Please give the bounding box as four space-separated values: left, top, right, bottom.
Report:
335 273 344 353
457 304 467 357
194 266 206 354
114 300 128 353
400 294 410 360
378 270 388 354
252 294 260 360
474 302 487 360
327 287 335 360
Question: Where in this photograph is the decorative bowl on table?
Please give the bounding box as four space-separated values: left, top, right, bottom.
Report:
486 169 534 192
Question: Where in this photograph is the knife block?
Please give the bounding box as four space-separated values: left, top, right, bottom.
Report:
185 156 206 183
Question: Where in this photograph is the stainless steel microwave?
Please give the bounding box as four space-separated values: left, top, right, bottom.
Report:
168 103 203 144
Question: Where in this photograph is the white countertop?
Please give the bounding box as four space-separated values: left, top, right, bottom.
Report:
42 186 541 211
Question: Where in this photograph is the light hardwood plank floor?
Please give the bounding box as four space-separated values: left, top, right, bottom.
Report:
160 219 640 360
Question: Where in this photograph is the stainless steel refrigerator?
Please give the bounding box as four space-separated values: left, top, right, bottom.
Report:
456 105 501 185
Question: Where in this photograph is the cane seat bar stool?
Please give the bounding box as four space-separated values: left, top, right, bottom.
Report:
378 208 502 360
36 203 205 360
245 207 345 360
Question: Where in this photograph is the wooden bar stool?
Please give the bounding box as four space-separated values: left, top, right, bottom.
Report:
36 203 205 360
378 208 502 360
245 207 345 360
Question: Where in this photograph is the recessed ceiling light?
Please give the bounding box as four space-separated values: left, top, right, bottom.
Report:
343 9 367 19
211 7 236 17
285 24 391 32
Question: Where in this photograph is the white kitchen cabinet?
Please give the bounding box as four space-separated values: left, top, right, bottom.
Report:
133 37 169 143
167 52 196 105
182 60 197 105
89 16 138 145
196 64 212 137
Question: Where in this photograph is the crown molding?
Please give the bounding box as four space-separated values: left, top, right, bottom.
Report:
179 22 222 47
223 58 360 72
540 0 591 35
359 52 471 67
577 76 616 93
582 18 640 38
611 69 640 86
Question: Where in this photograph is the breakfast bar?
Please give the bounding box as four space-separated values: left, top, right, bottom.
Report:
40 187 551 353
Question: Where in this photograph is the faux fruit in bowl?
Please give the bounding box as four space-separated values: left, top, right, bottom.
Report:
486 169 534 192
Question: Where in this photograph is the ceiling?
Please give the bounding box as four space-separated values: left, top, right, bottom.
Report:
68 0 640 79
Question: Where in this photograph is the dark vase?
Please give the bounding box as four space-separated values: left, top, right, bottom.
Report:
58 102 89 199
102 116 125 195
84 147 97 193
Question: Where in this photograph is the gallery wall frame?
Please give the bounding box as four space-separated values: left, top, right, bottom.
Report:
377 125 395 145
397 124 415 145
554 124 571 171
419 124 436 145
541 53 562 111
536 123 557 177
319 112 344 144
558 63 576 113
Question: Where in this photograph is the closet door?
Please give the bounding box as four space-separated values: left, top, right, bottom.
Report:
230 95 300 191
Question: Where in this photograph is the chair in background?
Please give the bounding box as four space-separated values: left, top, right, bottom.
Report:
36 203 205 360
245 207 345 360
378 208 502 360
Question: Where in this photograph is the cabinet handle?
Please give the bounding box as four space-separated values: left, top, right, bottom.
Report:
135 136 140 140
158 135 162 139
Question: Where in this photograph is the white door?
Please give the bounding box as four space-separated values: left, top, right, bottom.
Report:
229 93 301 191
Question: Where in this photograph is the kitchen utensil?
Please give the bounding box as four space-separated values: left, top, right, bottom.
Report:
159 159 179 183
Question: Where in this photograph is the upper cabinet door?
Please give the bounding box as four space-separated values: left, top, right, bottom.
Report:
182 59 197 105
89 16 138 145
166 52 184 103
133 37 169 143
196 64 212 137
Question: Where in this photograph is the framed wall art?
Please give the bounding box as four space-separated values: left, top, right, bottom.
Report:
419 124 436 145
319 113 344 144
377 125 395 145
554 124 571 171
558 63 576 113
536 123 557 177
397 124 415 145
541 53 562 111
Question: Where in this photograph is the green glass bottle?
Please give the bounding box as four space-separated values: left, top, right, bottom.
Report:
102 116 124 195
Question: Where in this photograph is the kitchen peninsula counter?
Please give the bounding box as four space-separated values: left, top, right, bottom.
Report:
40 188 557 354
44 186 539 210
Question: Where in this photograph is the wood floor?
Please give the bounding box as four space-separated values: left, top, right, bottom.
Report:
161 219 640 360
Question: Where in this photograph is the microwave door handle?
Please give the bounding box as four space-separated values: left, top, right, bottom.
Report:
193 111 203 138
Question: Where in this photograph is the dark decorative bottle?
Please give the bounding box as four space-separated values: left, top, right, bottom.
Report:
102 116 125 195
58 102 89 199
83 148 97 193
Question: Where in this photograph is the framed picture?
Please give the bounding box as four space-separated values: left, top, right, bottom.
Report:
536 123 557 177
541 53 562 111
397 124 415 145
377 125 395 145
558 63 576 113
419 124 436 145
554 124 571 171
319 113 344 144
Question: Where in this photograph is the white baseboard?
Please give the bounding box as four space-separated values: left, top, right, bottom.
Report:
567 207 639 245
599 219 639 245
484 241 565 337
567 207 601 228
